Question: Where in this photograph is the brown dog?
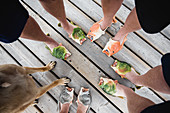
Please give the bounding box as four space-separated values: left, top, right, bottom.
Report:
0 61 70 113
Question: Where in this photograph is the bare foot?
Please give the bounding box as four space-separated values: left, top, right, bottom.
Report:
112 33 127 45
100 19 112 31
45 36 59 51
112 26 128 45
100 17 117 31
45 36 71 59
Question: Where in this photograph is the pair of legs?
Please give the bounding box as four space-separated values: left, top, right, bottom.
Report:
116 65 170 113
59 87 90 113
100 0 141 43
20 0 74 52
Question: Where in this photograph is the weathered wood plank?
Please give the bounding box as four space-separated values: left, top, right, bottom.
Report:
2 34 120 113
0 47 41 113
20 1 128 112
124 0 170 40
18 38 119 113
1 41 79 113
123 0 135 9
22 106 41 113
20 16 121 113
88 0 165 67
20 0 167 112
22 0 151 76
65 1 160 73
24 0 166 103
1 11 120 113
93 0 170 100
123 0 170 40
161 25 170 40
115 4 170 54
67 0 170 101
0 46 58 113
96 0 170 41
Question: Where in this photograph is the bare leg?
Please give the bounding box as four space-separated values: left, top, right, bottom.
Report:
125 66 170 94
100 0 123 30
76 102 88 113
60 103 70 113
39 0 75 34
20 16 59 51
113 7 141 43
116 84 155 113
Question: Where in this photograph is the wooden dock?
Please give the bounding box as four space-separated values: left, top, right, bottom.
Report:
0 0 170 113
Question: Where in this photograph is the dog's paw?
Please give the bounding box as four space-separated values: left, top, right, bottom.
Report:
58 77 71 85
46 61 57 70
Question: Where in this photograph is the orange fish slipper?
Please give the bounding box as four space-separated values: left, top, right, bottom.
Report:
87 16 117 42
102 34 128 57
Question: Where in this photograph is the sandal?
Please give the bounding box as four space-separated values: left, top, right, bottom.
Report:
58 21 86 45
58 87 74 112
102 34 127 56
98 77 124 99
77 87 92 113
69 27 86 45
45 37 71 60
111 60 142 89
87 16 117 42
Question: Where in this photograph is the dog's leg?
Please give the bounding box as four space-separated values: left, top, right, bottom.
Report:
17 102 34 113
36 78 70 98
24 61 56 74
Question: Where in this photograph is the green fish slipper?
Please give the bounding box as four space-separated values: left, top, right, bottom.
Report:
69 27 86 45
58 21 86 45
98 77 124 99
46 43 71 60
111 60 132 78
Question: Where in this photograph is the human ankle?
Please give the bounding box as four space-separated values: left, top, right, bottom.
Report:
60 103 70 113
126 74 142 86
100 21 111 31
61 22 69 29
113 26 128 41
62 22 74 35
77 102 88 113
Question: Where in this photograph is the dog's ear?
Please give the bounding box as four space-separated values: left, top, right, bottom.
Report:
0 82 11 88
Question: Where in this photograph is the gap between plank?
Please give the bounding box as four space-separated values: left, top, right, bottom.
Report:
0 44 44 113
92 0 164 55
68 0 153 68
18 40 97 113
21 0 166 104
68 0 167 102
122 2 170 41
20 1 124 112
